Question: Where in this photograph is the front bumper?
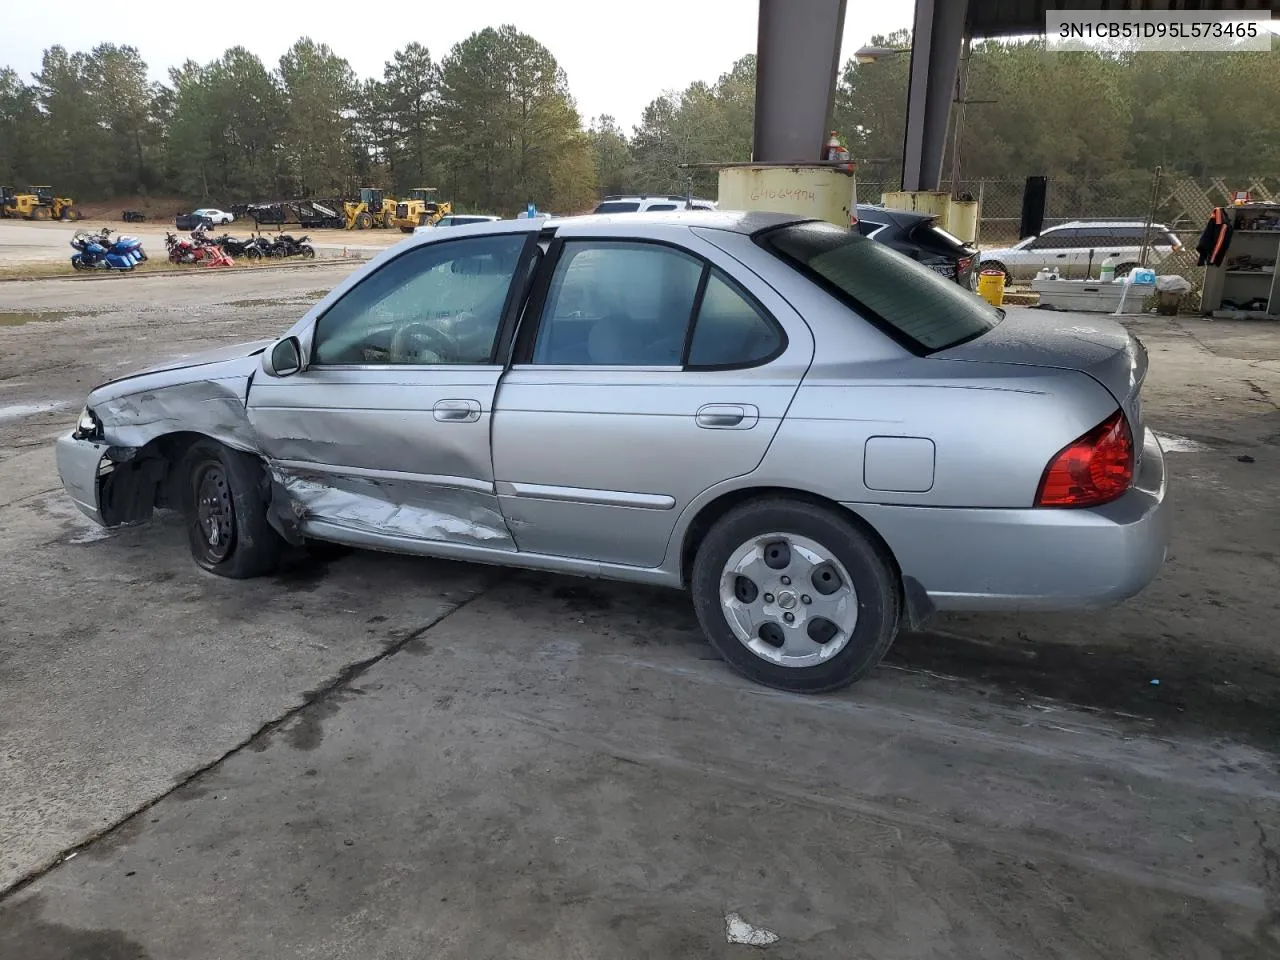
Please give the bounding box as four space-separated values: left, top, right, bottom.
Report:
55 431 108 525
851 428 1171 612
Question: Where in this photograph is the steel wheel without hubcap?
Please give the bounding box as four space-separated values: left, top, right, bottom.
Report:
719 532 858 668
193 461 235 562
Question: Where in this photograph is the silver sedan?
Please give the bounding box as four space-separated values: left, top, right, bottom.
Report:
55 211 1170 693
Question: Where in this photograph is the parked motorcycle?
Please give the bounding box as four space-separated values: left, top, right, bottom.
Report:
70 229 145 271
268 233 316 259
165 230 200 264
210 232 266 260
96 227 147 261
166 229 235 267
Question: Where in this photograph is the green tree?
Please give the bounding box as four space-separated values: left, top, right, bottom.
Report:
33 46 102 197
629 55 758 197
379 42 438 191
86 44 158 195
278 38 357 196
587 114 632 197
0 67 43 186
436 25 595 215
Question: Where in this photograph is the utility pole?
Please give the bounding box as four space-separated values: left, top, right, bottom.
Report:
949 34 970 196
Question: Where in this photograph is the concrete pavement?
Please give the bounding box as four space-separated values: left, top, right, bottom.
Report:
1 267 1279 957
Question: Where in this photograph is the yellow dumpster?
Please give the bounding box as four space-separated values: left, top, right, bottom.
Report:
977 269 1006 307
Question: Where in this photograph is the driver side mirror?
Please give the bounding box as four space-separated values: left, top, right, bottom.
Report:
263 336 303 377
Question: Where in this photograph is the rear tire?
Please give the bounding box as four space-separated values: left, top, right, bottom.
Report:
690 498 900 693
180 440 284 579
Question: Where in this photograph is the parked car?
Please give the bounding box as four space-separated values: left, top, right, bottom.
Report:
855 203 979 289
980 220 1182 283
175 211 213 231
56 211 1168 694
416 215 501 232
594 195 718 213
193 208 236 226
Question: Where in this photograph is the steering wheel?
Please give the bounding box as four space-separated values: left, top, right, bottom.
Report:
389 321 458 364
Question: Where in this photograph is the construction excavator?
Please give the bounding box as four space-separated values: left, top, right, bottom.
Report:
342 187 396 230
389 187 452 233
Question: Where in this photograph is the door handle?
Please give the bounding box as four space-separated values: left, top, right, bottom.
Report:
433 399 481 423
696 404 759 430
1055 253 1068 258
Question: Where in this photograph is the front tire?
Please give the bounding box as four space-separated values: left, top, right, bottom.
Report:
690 498 900 693
299 245 315 259
180 440 284 578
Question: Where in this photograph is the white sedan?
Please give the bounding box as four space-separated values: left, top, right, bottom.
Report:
193 208 235 226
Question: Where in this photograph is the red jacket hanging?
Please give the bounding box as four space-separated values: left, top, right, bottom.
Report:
1196 207 1232 267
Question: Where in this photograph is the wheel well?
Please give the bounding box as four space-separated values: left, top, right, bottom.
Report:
99 431 222 524
679 486 931 628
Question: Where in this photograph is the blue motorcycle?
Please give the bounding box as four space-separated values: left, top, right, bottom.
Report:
70 227 148 271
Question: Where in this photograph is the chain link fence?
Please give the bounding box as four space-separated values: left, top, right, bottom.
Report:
858 173 1280 306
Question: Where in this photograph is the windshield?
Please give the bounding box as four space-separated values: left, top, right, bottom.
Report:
757 221 1001 353
594 201 641 213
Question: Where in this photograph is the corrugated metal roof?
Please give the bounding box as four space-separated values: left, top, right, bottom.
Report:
969 0 1274 38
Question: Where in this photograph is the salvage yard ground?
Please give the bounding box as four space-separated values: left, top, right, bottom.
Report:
0 217 404 270
1 263 1279 958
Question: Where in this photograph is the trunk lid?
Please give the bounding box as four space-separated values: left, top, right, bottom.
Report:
934 308 1149 438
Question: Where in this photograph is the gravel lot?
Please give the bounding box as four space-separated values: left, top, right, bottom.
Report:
1 263 1279 958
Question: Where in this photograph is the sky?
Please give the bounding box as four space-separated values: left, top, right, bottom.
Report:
0 0 916 133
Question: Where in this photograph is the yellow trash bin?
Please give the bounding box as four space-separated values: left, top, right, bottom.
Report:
977 269 1006 307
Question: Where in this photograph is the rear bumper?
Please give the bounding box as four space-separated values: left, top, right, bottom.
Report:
55 431 107 525
849 428 1170 612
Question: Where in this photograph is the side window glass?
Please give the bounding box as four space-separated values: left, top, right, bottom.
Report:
1029 228 1073 250
687 269 784 368
531 241 702 366
313 234 526 365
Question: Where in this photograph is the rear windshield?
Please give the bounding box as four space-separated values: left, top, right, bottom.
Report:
595 201 642 213
757 221 1001 353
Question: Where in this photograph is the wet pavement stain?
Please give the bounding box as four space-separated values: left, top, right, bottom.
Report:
0 895 151 960
0 310 95 327
888 628 1280 747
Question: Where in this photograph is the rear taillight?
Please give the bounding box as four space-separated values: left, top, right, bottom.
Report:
957 255 973 273
1035 410 1134 508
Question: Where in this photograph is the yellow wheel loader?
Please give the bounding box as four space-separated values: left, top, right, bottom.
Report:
390 187 452 233
30 185 81 221
343 188 396 230
1 186 46 219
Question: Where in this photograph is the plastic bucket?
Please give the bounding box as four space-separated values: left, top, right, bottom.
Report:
977 269 1006 307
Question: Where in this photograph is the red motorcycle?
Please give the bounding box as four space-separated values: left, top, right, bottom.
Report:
165 229 235 267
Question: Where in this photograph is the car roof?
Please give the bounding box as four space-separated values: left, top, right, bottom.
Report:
1051 220 1170 229
544 210 803 234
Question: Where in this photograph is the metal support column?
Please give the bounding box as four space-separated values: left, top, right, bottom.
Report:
901 0 968 191
753 0 848 163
